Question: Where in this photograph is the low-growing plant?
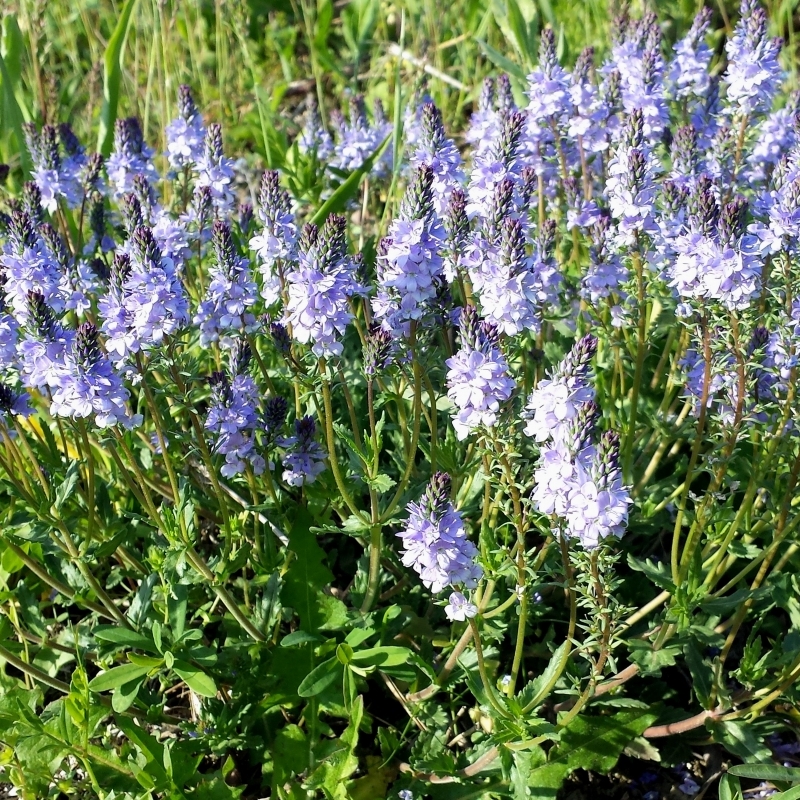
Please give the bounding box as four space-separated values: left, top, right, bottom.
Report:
0 1 800 798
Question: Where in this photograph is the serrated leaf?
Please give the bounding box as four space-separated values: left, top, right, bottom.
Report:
627 554 676 591
685 641 713 708
283 508 333 629
526 708 658 794
515 642 568 712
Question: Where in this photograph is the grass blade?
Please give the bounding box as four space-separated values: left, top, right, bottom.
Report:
97 0 140 157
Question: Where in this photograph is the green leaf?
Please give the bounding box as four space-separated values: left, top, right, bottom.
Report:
297 657 343 697
89 663 150 692
173 662 217 697
773 787 800 800
168 584 188 640
94 626 158 653
728 764 800 782
350 645 411 668
475 38 527 82
527 708 658 793
309 134 390 226
111 677 142 713
281 630 322 648
96 0 140 156
714 720 772 763
53 462 80 511
719 773 743 800
514 642 568 712
627 554 676 591
0 17 31 175
282 507 333 629
685 641 713 708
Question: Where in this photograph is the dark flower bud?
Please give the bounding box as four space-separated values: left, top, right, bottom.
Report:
229 337 252 377
299 222 319 254
574 47 595 84
59 123 83 158
76 322 103 370
401 164 435 222
238 202 254 236
121 192 144 235
496 73 515 115
40 223 69 272
22 182 43 224
363 325 394 377
131 226 162 271
84 152 104 189
264 395 289 437
178 84 199 122
270 321 291 354
26 291 60 340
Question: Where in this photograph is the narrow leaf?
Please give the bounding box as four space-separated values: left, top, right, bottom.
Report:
97 0 140 156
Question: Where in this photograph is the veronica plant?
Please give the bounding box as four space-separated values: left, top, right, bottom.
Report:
2 5 800 798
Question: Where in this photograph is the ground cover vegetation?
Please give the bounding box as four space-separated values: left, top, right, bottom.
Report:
3 0 800 798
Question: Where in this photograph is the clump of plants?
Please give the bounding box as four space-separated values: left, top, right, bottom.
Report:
0 1 799 798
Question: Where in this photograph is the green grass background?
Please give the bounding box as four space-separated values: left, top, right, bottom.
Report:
2 0 800 179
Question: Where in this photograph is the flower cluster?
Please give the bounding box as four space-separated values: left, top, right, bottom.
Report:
446 305 515 440
397 473 482 612
205 343 265 478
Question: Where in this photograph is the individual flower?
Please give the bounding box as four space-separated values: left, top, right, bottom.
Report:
445 305 515 440
0 382 31 431
524 334 597 444
284 215 360 357
195 123 235 213
479 217 559 335
605 109 659 245
567 47 610 156
165 84 206 170
397 472 483 594
373 165 445 334
582 215 629 315
195 220 259 346
330 95 392 177
278 415 326 486
0 279 19 371
531 401 598 517
467 109 527 221
249 170 297 305
441 188 469 283
50 322 139 428
444 591 478 622
205 344 265 478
